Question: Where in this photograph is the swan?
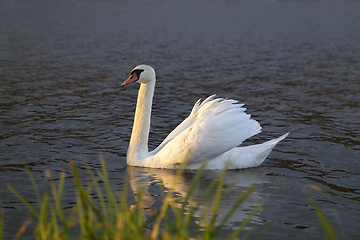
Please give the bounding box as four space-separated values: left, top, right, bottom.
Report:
122 64 288 170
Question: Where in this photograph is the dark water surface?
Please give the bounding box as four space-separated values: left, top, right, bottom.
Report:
1 0 360 238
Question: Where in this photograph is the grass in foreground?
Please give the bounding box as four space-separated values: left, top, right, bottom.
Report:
305 185 339 240
5 157 262 240
2 158 343 240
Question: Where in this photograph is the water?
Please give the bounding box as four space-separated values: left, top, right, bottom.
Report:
1 0 359 238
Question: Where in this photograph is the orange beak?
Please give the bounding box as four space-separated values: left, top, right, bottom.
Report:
121 73 139 87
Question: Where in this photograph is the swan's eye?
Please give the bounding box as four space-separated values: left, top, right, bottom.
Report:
130 69 144 79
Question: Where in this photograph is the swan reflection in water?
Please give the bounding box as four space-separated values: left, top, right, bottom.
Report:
127 166 269 228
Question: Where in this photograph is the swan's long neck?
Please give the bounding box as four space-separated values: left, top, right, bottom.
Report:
127 80 155 163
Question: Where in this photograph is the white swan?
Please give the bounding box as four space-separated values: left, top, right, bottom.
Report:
122 64 288 170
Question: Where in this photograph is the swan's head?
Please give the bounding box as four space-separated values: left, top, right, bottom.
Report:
122 64 156 86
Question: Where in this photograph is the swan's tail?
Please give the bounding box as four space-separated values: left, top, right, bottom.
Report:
259 132 289 150
202 132 289 170
185 132 289 170
234 132 289 169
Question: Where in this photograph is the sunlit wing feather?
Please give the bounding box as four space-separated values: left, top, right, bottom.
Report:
147 95 261 168
151 97 202 154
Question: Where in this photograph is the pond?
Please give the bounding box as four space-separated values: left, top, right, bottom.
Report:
0 0 359 239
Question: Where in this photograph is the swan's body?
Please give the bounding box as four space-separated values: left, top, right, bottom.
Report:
122 65 288 170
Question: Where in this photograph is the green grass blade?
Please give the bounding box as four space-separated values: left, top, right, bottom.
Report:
12 219 31 240
197 177 218 207
180 162 206 213
70 161 94 238
37 170 52 239
85 164 109 223
228 198 266 239
83 158 120 239
115 177 129 240
150 163 189 240
0 208 4 240
142 211 161 233
25 166 42 207
50 208 59 238
305 193 338 240
50 172 70 239
7 185 39 218
208 166 228 235
70 160 113 239
100 155 119 214
214 184 256 235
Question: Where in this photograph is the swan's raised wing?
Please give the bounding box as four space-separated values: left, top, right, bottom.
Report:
148 96 262 168
151 98 202 154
